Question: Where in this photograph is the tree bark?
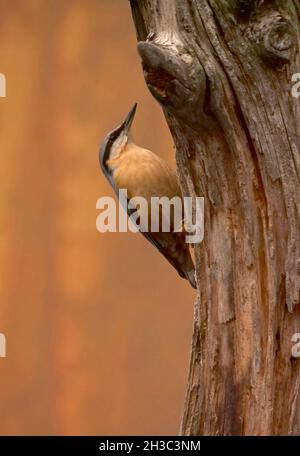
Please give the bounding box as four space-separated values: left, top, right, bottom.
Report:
129 0 300 436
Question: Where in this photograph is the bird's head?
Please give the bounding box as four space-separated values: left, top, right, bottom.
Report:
99 103 137 177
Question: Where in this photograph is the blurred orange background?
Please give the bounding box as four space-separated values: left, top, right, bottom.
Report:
0 0 194 435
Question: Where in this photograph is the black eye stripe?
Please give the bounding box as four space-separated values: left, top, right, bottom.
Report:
109 125 123 143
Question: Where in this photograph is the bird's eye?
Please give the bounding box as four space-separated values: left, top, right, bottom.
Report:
109 130 119 143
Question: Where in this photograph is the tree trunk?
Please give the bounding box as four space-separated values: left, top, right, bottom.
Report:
129 0 300 436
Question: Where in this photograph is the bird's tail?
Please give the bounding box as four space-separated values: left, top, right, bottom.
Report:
185 268 197 289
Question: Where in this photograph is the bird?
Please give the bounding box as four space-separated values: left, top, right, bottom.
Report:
99 103 197 289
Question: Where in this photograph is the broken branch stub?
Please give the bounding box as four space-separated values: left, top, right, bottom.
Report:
137 40 207 128
249 12 296 66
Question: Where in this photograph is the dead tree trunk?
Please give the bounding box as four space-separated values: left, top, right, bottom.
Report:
129 0 300 435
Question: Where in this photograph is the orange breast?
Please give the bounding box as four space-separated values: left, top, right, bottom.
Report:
107 143 183 232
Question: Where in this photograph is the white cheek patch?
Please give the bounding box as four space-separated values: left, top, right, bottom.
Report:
110 134 127 159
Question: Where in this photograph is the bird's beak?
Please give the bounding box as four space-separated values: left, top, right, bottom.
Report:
122 103 137 136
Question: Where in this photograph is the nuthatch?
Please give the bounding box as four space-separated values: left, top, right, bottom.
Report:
99 104 196 289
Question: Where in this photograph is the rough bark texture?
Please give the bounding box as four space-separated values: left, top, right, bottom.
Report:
129 0 300 436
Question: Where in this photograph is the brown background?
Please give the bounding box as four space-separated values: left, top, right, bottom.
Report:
0 0 194 435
